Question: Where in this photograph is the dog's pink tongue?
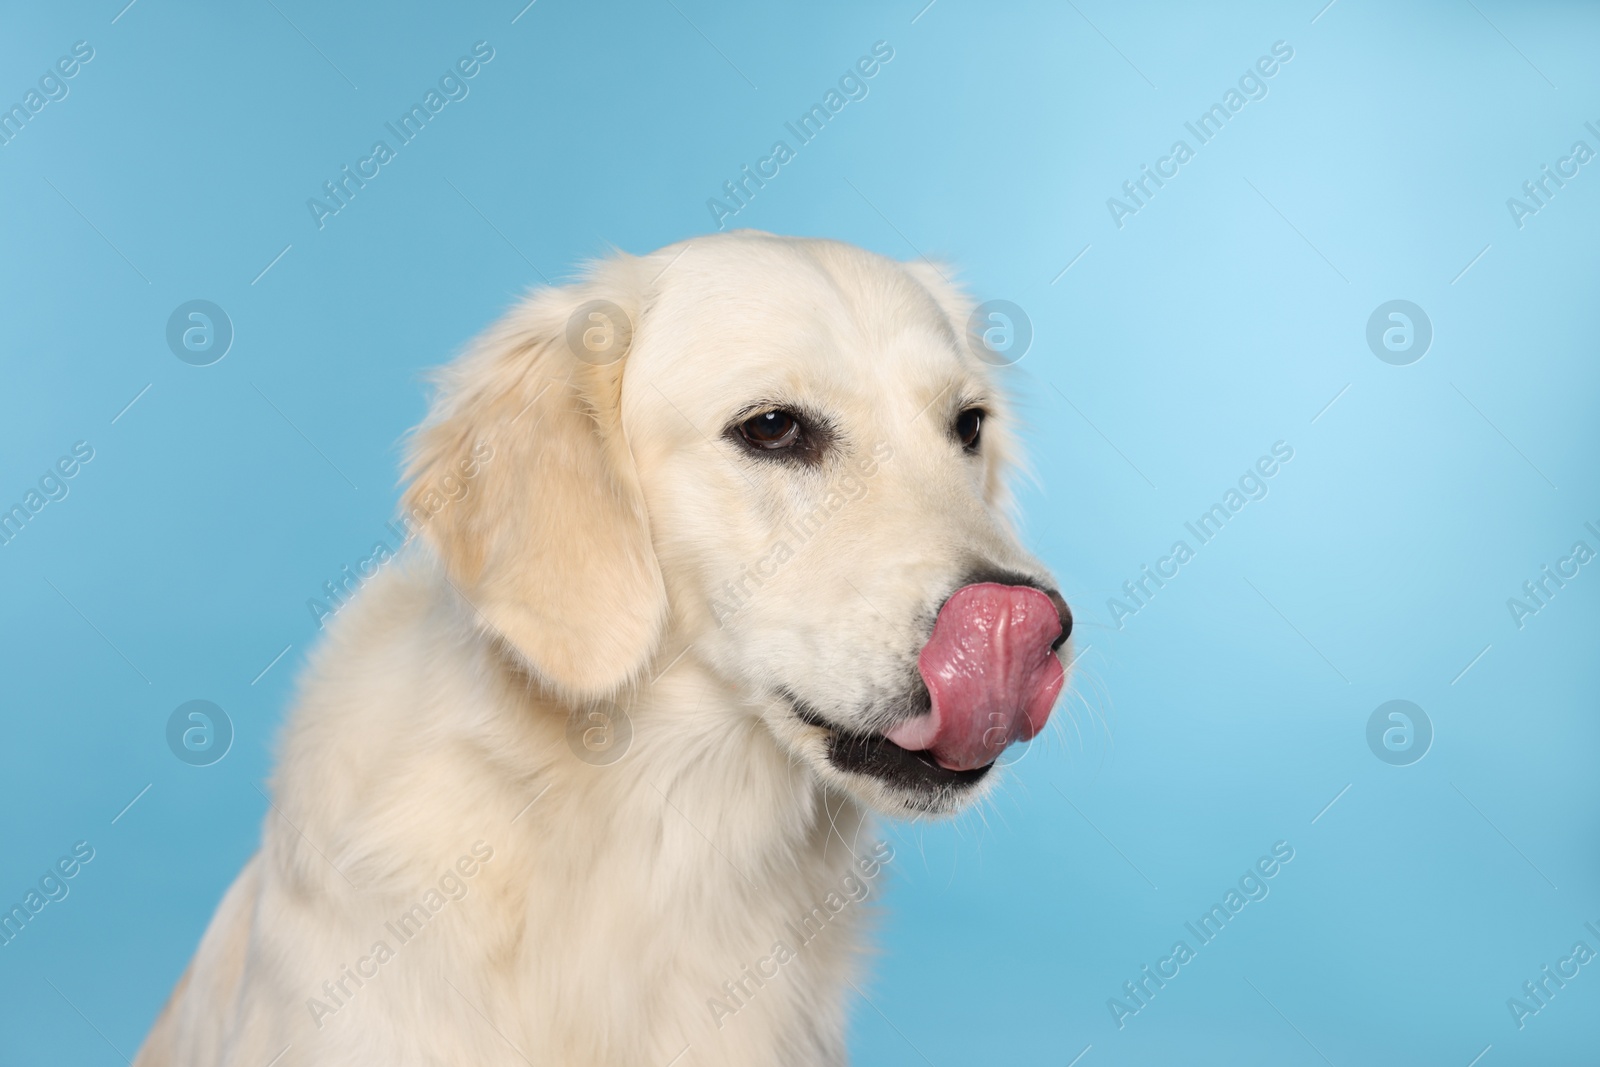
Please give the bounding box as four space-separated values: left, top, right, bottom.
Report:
886 584 1065 772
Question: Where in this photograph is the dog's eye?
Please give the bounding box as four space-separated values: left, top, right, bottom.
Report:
739 410 802 450
955 408 983 452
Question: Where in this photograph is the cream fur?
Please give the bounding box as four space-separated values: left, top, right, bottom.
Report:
135 232 1069 1066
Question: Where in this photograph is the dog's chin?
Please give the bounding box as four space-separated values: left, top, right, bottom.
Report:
781 703 995 818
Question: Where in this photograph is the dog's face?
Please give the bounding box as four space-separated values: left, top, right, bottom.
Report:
408 232 1071 818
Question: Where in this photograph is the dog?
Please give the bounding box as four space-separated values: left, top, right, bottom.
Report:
135 231 1072 1066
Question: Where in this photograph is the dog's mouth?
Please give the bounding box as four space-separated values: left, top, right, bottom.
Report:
779 581 1066 805
791 705 995 794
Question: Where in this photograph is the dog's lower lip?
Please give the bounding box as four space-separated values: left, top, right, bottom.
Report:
791 705 994 789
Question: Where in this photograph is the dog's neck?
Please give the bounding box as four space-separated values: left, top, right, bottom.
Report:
488 589 882 1061
271 555 878 1063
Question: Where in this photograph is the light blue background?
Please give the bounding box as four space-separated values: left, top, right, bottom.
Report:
2 1 1597 1063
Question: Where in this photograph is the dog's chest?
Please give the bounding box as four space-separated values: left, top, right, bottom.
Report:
493 779 869 1064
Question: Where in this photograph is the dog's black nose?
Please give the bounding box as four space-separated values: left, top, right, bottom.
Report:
1044 587 1073 649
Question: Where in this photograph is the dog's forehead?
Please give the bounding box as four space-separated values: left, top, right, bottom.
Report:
629 238 974 413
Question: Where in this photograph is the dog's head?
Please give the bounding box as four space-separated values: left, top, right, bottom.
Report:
407 232 1071 816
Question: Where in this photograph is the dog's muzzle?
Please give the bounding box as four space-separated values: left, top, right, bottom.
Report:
884 582 1069 771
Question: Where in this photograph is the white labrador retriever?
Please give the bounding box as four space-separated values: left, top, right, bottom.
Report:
136 231 1072 1066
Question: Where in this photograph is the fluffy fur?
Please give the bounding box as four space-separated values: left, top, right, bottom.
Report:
135 232 1069 1066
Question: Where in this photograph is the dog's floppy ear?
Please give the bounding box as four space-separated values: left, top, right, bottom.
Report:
404 257 666 702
